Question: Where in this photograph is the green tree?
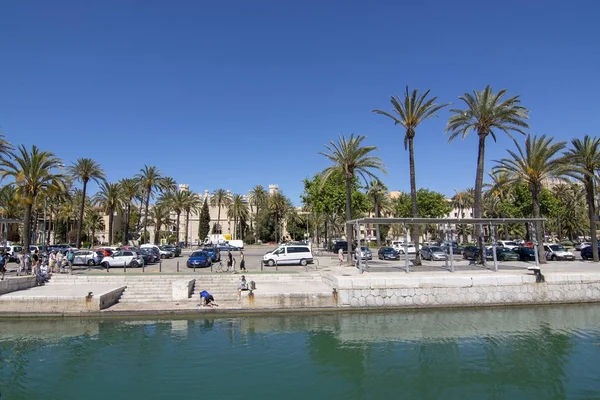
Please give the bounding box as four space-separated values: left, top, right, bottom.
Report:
373 87 449 263
210 188 232 234
118 178 139 245
183 191 201 247
564 135 600 262
249 185 268 242
84 208 105 247
68 158 106 248
228 194 249 240
268 191 292 242
161 190 188 245
446 85 530 263
493 135 567 263
0 145 63 251
198 198 211 245
319 134 386 263
93 182 121 245
452 188 474 243
366 179 388 246
150 201 171 245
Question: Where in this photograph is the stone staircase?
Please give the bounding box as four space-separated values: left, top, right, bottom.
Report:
48 272 326 306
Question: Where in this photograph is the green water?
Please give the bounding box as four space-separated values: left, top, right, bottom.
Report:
1 305 600 399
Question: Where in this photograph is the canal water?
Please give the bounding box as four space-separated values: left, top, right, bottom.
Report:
1 305 599 399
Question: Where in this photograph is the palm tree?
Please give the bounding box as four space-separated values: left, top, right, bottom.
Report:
564 135 600 262
373 87 449 264
268 192 291 242
486 170 514 239
0 145 63 251
319 134 386 262
446 85 530 264
249 185 268 242
451 189 474 243
228 194 249 239
162 177 178 193
161 190 189 245
68 158 106 248
150 200 172 245
210 188 232 234
183 191 201 247
118 178 139 245
93 182 121 245
135 166 164 244
84 208 105 247
0 185 23 242
493 135 567 263
366 179 388 246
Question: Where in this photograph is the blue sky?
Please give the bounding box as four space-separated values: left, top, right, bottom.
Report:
1 0 599 205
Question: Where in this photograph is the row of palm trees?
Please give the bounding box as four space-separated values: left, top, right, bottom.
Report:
317 85 600 264
0 139 297 250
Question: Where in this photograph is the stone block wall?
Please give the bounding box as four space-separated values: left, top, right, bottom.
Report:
0 276 37 295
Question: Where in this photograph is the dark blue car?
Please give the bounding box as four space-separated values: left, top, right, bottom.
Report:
202 246 221 262
187 251 212 268
581 245 600 260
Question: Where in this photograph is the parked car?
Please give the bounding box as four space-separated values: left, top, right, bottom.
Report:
581 245 600 260
100 250 143 268
139 248 159 263
6 245 23 261
332 241 356 254
441 243 464 255
497 240 519 250
157 246 174 259
392 241 417 255
163 245 181 257
421 246 447 261
462 246 480 260
576 242 592 251
544 244 575 261
187 251 212 268
202 246 221 262
263 245 313 266
378 247 400 260
495 247 520 261
72 250 104 266
215 243 239 252
354 246 372 260
514 246 536 261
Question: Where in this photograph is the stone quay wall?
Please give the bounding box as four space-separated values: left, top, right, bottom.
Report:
324 272 600 309
0 276 37 296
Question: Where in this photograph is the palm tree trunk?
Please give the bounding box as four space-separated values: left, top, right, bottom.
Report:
532 187 546 264
345 177 352 265
185 210 190 247
176 211 181 246
108 209 114 245
408 138 421 265
585 178 599 262
374 203 381 247
23 203 33 253
76 180 87 248
124 203 130 246
217 206 221 234
474 134 486 265
143 189 151 244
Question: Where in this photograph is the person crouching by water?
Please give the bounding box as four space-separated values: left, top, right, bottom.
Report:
237 275 249 301
199 290 218 307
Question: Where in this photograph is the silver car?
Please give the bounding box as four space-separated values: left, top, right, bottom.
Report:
421 246 448 261
354 246 372 260
72 250 104 266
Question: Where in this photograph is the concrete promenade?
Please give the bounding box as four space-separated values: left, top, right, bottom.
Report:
1 253 600 316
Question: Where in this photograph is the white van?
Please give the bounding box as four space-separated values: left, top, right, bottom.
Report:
7 245 24 261
391 241 416 254
263 245 313 266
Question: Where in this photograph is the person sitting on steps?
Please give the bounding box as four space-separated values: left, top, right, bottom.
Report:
237 275 249 301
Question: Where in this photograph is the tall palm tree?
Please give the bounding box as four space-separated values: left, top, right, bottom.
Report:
228 194 249 239
249 185 268 242
210 188 232 234
268 192 291 242
118 178 139 245
93 182 121 245
0 145 63 251
486 170 514 239
183 191 201 247
150 200 172 245
161 190 189 245
366 179 388 246
451 189 474 243
446 85 530 264
84 208 105 247
564 135 600 262
162 177 178 193
373 87 449 264
319 134 386 262
68 158 106 248
135 166 164 244
493 135 567 263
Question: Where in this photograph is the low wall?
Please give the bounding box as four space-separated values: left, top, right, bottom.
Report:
0 276 38 295
327 272 600 308
172 279 195 301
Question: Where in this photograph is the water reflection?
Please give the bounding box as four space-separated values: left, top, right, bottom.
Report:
0 305 599 399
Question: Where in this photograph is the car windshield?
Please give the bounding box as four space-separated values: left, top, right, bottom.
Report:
549 245 566 251
430 246 443 252
505 242 518 246
191 251 206 257
360 246 369 251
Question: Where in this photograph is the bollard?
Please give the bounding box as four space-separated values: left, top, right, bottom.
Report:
142 263 145 273
159 261 162 272
275 260 278 271
106 263 109 273
210 263 213 272
177 261 179 272
194 265 196 273
124 261 127 273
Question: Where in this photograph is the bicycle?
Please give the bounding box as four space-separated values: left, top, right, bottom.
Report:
216 261 235 273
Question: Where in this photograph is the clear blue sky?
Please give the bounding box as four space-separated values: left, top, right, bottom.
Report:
1 0 599 205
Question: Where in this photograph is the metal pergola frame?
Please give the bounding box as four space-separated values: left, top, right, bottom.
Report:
346 217 546 273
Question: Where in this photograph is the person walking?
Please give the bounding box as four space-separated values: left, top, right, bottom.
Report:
0 251 7 281
227 250 233 270
67 250 75 274
239 251 246 272
338 248 344 266
49 251 56 273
